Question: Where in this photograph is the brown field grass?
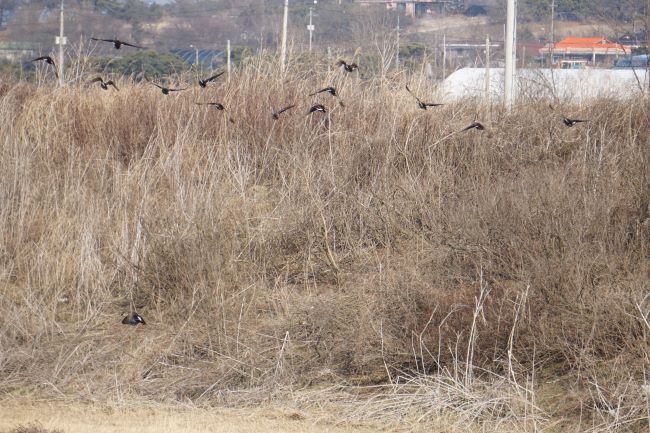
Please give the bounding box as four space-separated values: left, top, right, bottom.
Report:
0 400 385 433
0 57 649 432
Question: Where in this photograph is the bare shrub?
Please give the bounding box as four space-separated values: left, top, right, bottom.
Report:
0 55 648 430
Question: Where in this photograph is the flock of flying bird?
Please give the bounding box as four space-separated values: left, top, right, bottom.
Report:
30 38 590 327
29 37 589 132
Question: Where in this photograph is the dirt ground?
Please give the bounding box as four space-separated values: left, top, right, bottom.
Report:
0 400 381 433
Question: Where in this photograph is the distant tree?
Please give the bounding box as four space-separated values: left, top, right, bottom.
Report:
93 0 162 24
518 0 603 22
520 0 645 22
0 0 16 29
94 50 189 77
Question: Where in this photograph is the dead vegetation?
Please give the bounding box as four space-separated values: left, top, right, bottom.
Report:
3 424 64 433
0 56 648 431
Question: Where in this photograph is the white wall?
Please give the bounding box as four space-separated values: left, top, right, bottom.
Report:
439 67 650 102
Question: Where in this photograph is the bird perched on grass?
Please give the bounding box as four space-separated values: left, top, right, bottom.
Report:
406 85 443 110
91 38 144 49
272 105 296 120
198 71 225 88
90 77 118 91
336 60 358 72
307 104 327 115
148 80 188 95
562 116 589 127
30 56 58 78
460 122 485 132
122 312 146 326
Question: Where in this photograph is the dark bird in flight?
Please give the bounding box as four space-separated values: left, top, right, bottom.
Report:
272 105 296 120
90 77 118 91
198 71 224 88
307 104 327 115
91 38 144 49
196 102 226 110
196 102 235 123
549 104 589 127
460 122 485 132
562 116 589 127
30 56 58 78
149 81 188 95
310 86 345 107
122 312 146 326
336 60 358 72
406 85 443 110
310 86 337 97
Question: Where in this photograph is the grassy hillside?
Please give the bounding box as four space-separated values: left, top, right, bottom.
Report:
0 57 649 431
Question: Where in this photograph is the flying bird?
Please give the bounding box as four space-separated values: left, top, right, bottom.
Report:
30 56 58 78
460 122 485 132
91 38 144 49
272 104 296 120
310 86 337 97
336 60 358 72
309 86 345 107
307 104 327 115
196 102 235 123
406 85 443 110
149 80 188 95
122 312 146 326
196 102 226 110
198 71 225 88
89 77 118 91
562 116 589 127
549 104 589 127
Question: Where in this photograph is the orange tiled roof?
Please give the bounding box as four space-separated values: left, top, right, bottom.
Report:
555 37 622 49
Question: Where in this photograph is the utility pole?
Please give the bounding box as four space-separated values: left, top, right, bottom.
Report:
549 0 555 67
308 7 314 52
395 12 400 69
327 46 331 73
442 34 446 79
190 44 199 69
227 39 231 80
57 0 65 86
280 0 289 72
485 35 490 103
504 0 516 110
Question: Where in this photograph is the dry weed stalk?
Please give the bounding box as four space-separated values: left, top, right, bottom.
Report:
0 55 648 431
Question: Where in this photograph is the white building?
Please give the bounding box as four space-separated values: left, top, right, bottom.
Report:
439 67 649 103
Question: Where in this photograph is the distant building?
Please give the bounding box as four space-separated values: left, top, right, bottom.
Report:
613 54 649 69
356 1 465 17
0 43 36 62
439 67 648 102
169 48 224 69
539 37 629 65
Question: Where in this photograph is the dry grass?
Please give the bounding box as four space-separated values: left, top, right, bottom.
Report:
0 56 649 431
0 400 384 433
3 424 64 433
